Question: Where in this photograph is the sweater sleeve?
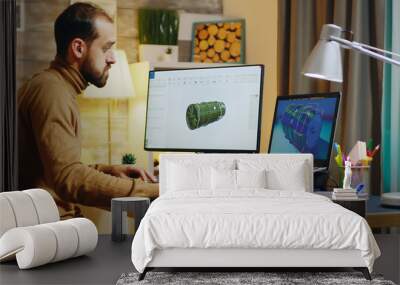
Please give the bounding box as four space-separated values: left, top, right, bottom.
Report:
28 82 134 207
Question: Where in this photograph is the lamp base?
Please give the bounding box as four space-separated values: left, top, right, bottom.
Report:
381 192 400 208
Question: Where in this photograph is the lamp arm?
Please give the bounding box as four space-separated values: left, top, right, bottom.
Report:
356 42 400 59
330 36 400 66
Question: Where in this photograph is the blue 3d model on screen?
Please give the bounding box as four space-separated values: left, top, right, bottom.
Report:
280 104 323 152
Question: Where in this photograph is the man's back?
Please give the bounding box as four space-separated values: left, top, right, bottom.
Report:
18 62 86 217
17 60 135 218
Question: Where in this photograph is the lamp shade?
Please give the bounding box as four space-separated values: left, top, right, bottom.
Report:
302 24 343 83
84 49 135 99
302 40 343 83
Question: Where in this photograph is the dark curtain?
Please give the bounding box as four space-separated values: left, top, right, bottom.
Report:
278 0 384 195
0 0 17 192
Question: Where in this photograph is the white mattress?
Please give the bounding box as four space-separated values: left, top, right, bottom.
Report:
131 190 380 273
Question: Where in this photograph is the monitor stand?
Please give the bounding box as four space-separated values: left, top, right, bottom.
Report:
147 151 157 181
381 192 400 208
313 168 329 191
313 167 327 173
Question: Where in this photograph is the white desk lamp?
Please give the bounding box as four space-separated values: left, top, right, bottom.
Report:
83 49 135 164
302 24 400 207
302 24 400 83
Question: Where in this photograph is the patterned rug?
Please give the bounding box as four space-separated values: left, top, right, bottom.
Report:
116 271 396 285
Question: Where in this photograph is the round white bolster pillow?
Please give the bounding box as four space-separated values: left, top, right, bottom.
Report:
0 189 60 237
0 218 98 269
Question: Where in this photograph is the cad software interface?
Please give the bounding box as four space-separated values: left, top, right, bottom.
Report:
145 65 263 151
269 96 338 160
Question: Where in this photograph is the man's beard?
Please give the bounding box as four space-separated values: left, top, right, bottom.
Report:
81 58 110 88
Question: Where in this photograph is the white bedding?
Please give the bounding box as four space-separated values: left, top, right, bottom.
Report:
131 190 380 273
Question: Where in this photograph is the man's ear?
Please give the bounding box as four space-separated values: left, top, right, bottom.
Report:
70 38 87 59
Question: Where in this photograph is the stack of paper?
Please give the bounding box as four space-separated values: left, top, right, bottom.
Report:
348 141 368 164
332 188 357 200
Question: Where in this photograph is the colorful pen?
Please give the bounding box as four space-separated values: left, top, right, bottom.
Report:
356 183 365 193
370 145 380 157
334 143 344 166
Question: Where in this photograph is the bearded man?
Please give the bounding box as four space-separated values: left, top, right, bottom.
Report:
17 2 158 219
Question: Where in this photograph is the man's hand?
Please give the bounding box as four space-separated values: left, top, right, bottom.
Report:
101 165 157 183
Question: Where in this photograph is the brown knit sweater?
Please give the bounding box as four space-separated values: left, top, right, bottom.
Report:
17 58 152 218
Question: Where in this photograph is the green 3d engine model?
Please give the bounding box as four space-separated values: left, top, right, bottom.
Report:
281 104 323 151
186 101 226 130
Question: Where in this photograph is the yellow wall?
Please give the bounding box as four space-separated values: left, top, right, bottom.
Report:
223 0 279 152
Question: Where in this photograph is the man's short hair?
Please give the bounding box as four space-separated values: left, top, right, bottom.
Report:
54 2 113 59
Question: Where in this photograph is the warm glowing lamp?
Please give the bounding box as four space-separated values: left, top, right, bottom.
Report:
83 49 135 163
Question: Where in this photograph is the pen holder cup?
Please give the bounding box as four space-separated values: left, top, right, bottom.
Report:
338 166 370 193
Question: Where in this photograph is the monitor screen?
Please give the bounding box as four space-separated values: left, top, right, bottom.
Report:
144 65 264 152
268 93 340 167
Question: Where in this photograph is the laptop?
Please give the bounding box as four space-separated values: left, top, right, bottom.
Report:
268 92 341 171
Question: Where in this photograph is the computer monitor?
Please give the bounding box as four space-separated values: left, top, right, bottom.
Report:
144 65 264 153
268 93 340 168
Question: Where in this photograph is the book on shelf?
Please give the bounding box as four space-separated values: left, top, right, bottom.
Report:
332 194 368 200
333 192 357 196
332 196 358 200
333 188 356 193
332 193 358 200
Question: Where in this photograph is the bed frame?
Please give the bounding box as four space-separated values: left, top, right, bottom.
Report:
139 248 371 280
138 154 372 281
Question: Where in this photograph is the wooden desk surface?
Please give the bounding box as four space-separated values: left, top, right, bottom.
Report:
366 196 400 228
314 192 400 228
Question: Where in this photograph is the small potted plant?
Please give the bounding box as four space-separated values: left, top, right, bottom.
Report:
122 153 136 165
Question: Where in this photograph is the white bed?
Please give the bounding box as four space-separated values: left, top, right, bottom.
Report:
131 154 380 280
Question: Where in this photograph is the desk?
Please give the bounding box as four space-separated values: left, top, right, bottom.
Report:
314 192 400 228
366 196 400 229
314 191 367 217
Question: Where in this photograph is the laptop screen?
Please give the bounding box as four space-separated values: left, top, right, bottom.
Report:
268 93 340 168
